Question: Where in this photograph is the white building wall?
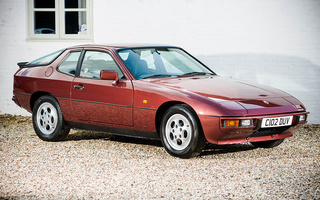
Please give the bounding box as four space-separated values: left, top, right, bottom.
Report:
0 0 88 116
1 0 319 123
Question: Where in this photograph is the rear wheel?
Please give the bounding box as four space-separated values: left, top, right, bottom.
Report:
32 95 70 141
251 139 284 148
160 105 206 158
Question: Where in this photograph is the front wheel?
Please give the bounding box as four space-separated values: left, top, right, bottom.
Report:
251 139 284 148
160 105 206 158
32 95 70 141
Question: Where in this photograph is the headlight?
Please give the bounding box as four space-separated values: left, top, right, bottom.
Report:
223 119 253 127
240 119 253 126
298 114 308 122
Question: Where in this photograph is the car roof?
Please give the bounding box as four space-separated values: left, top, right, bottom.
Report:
67 44 180 50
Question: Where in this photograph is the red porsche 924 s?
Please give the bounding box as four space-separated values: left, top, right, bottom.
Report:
13 44 309 158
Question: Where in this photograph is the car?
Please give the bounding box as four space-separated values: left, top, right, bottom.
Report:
34 28 56 34
13 44 309 158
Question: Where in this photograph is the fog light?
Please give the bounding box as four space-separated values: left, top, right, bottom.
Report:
299 114 307 122
224 120 239 127
240 119 253 126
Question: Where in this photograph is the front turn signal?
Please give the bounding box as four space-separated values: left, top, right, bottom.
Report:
224 119 240 127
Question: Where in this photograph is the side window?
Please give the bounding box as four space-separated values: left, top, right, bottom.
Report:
57 51 81 76
28 49 65 65
80 51 125 79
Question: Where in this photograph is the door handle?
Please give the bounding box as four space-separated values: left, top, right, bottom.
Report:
73 85 85 90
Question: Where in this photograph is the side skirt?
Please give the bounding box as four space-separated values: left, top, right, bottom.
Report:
66 121 160 140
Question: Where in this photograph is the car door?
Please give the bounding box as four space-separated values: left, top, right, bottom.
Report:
71 50 133 126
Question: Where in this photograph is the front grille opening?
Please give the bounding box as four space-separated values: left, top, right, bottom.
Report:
249 126 290 137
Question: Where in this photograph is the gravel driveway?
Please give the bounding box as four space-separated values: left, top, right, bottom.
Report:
0 114 319 199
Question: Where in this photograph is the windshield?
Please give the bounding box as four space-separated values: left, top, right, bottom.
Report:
117 47 215 79
28 49 65 66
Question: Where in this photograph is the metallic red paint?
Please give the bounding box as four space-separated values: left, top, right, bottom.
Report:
13 44 309 146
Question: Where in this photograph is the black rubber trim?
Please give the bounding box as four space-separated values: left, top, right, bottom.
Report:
133 107 156 111
249 126 290 138
14 92 31 96
293 115 300 126
253 119 262 131
198 114 220 118
75 50 86 77
67 121 160 139
57 97 157 111
71 98 131 108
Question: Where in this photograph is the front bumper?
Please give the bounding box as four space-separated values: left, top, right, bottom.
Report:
199 111 309 145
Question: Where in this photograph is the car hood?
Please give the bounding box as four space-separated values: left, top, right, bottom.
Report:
146 75 305 115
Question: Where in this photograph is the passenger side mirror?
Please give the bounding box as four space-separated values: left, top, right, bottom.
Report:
100 70 119 86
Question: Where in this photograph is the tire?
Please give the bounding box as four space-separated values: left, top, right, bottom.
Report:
32 95 70 141
251 139 284 148
160 104 206 158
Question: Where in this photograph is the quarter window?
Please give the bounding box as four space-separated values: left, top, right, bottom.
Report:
58 51 81 76
80 51 125 79
28 0 92 40
28 49 65 65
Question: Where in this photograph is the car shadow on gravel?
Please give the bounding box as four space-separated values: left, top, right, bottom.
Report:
202 143 256 156
108 136 163 147
66 130 257 154
65 130 163 147
65 130 113 141
65 129 259 155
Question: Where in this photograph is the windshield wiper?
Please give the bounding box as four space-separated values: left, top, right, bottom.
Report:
181 72 213 76
141 74 174 79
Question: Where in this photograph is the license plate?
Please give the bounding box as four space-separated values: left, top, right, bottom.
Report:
261 116 293 128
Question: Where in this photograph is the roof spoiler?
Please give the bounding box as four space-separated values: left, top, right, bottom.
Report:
17 62 28 68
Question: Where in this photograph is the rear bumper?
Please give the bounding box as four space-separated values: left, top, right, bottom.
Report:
12 91 32 112
12 94 21 107
200 111 309 145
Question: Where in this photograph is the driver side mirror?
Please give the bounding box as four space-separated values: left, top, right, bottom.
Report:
100 70 119 86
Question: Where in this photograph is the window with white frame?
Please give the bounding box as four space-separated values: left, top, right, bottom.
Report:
28 0 92 40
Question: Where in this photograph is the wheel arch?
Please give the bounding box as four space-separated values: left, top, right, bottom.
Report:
155 101 201 135
30 91 56 111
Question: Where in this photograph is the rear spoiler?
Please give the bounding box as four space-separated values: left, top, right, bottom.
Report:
17 62 29 68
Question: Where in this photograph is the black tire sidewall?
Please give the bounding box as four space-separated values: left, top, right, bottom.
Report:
160 105 204 158
32 95 65 141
